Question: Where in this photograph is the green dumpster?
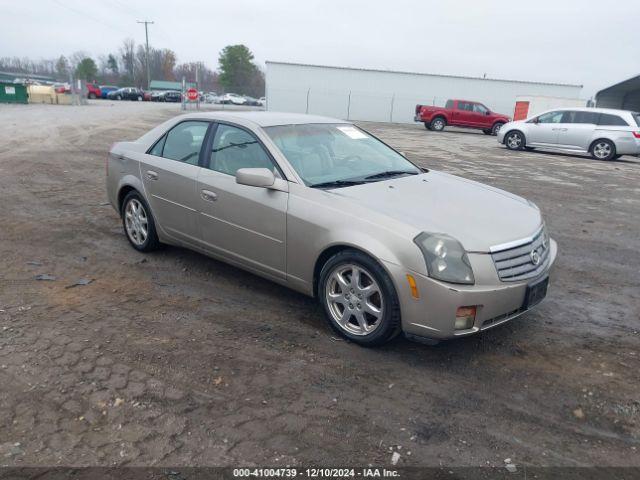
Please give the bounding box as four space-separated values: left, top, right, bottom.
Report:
0 82 28 104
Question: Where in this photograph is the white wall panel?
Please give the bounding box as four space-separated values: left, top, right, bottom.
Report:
266 62 583 124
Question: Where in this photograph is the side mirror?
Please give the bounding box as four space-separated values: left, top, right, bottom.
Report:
532 117 539 124
236 168 275 188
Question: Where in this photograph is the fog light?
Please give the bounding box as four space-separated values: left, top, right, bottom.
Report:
455 306 477 330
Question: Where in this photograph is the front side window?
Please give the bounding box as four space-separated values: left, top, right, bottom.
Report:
208 124 276 176
536 111 564 124
264 123 420 187
161 121 209 165
473 103 488 114
598 114 628 126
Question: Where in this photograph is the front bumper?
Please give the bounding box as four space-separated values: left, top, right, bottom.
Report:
385 239 558 340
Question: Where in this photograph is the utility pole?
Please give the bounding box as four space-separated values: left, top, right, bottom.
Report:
137 20 154 89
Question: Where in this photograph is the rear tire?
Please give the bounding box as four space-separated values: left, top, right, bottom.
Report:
613 154 622 160
505 130 525 150
430 117 446 132
590 139 616 161
318 249 401 347
121 191 160 252
491 122 505 135
424 122 432 130
116 95 122 100
483 129 492 135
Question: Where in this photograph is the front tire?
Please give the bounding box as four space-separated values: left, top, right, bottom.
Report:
430 117 446 132
121 191 160 252
319 249 401 347
505 130 525 150
590 139 616 161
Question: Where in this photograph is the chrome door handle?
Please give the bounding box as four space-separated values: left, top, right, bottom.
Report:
145 170 158 181
201 189 217 202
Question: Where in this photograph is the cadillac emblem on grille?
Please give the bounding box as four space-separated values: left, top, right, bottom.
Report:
530 249 541 265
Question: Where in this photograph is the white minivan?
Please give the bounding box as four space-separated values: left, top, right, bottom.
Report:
498 108 640 160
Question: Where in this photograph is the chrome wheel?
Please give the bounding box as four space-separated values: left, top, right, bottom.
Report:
506 132 523 149
432 119 445 131
593 141 612 159
124 198 148 246
325 264 384 336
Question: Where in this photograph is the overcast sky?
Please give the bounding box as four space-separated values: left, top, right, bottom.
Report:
3 0 638 97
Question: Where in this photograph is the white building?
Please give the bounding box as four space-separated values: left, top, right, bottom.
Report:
265 61 583 123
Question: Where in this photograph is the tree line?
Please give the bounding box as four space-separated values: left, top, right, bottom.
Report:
0 41 265 97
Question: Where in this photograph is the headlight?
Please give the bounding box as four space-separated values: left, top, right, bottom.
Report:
414 233 475 285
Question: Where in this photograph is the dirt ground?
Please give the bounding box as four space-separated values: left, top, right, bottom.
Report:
0 101 638 468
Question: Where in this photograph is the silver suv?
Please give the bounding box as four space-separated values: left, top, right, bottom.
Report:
498 108 640 160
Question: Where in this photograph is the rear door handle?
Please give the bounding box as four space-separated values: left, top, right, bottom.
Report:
145 170 158 181
201 189 217 202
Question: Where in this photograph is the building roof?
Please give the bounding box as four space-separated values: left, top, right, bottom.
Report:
149 80 196 91
596 74 640 99
266 61 583 88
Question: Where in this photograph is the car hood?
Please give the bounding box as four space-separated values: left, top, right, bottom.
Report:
329 171 542 252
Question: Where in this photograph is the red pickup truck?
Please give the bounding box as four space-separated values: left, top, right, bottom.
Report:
414 99 510 135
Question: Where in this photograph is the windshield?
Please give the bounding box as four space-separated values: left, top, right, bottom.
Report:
264 123 421 187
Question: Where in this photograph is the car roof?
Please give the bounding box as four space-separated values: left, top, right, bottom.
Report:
173 111 346 127
547 107 638 115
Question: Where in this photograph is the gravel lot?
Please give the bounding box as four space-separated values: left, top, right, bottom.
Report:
0 101 638 468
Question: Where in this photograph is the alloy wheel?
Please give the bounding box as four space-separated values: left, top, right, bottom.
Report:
325 264 384 336
507 132 522 149
124 199 149 246
432 119 445 131
593 142 612 159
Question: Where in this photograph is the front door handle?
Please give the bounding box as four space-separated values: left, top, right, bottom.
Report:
201 189 218 202
145 170 158 181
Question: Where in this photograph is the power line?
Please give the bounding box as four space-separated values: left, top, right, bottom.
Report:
50 0 130 36
137 20 154 89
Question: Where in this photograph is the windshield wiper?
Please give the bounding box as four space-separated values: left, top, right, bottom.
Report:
364 170 419 180
309 179 366 189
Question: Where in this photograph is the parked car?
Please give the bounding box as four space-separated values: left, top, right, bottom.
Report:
150 90 165 102
87 83 102 99
107 112 557 346
53 83 70 94
219 93 247 105
142 90 152 101
415 99 510 135
243 96 261 106
160 90 182 103
99 85 118 99
498 108 640 161
204 92 219 104
107 87 144 101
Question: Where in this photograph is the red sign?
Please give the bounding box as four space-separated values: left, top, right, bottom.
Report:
186 88 198 101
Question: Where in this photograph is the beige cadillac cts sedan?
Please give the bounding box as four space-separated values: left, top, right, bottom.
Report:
106 111 557 346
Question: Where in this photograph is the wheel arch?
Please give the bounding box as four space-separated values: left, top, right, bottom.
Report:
588 137 616 153
312 243 400 300
116 176 146 216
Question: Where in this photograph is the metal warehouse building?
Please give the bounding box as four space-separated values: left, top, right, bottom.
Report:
596 74 640 111
265 61 583 123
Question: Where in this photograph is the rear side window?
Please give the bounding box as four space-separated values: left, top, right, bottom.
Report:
457 101 472 111
598 114 628 126
445 100 454 109
161 121 209 165
561 111 599 124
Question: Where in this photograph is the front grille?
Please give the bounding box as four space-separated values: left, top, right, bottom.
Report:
491 227 550 282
